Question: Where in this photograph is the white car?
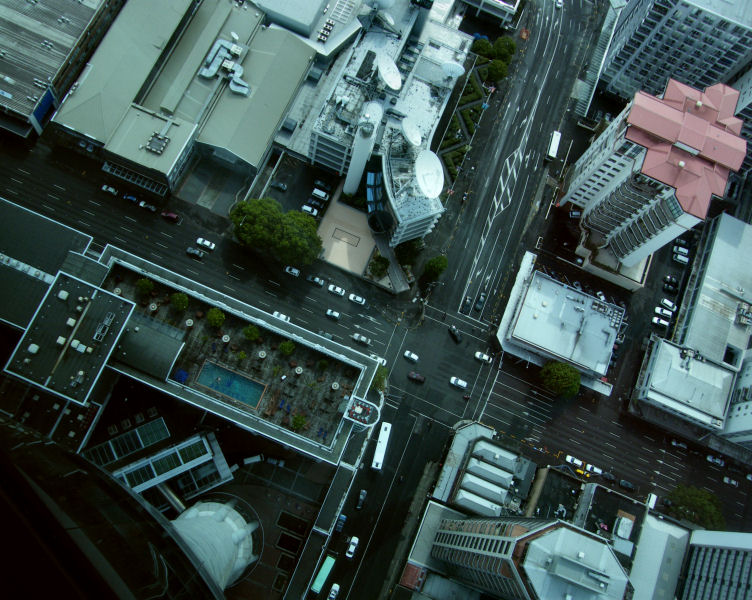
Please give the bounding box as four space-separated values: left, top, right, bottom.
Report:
474 351 492 364
301 204 319 217
565 455 584 468
328 284 346 296
450 376 468 389
585 464 603 475
351 333 371 346
196 237 216 251
272 311 290 322
326 309 340 320
654 307 673 319
369 353 387 366
555 0 563 7
284 266 300 277
345 536 359 558
101 184 118 195
652 317 669 327
722 476 739 488
403 350 419 362
660 298 677 312
706 455 725 467
348 293 366 305
328 583 340 599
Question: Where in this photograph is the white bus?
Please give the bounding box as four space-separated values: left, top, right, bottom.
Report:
545 130 561 162
371 422 392 470
310 555 335 595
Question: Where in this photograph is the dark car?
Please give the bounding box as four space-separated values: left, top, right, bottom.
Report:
474 291 487 311
602 472 616 483
123 193 138 203
449 325 462 344
460 296 472 314
663 274 678 285
307 275 325 287
186 247 205 260
270 181 287 191
307 198 325 210
139 200 157 213
356 489 367 510
335 514 346 532
619 479 636 491
160 211 180 223
663 283 678 294
314 179 332 192
407 371 425 383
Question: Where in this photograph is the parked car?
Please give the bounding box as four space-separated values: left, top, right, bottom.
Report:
196 237 216 251
448 325 462 344
652 317 669 327
403 350 419 362
663 275 678 285
722 476 739 488
328 284 346 296
670 439 688 450
272 311 290 322
674 237 688 247
101 184 118 195
138 200 157 212
565 455 583 468
270 181 287 191
351 333 371 346
284 266 300 277
307 197 325 210
334 514 346 532
160 211 180 223
328 583 340 599
585 464 603 475
619 479 636 491
356 489 367 510
307 275 325 287
569 209 581 218
345 536 359 559
186 247 205 259
314 179 332 192
706 455 725 467
660 298 677 311
474 291 487 311
348 293 366 306
301 204 319 217
655 307 673 319
602 472 616 483
474 351 492 364
673 246 689 256
460 296 472 314
123 193 138 203
369 353 386 366
450 376 468 389
408 371 426 383
673 253 689 265
663 283 678 294
326 309 340 320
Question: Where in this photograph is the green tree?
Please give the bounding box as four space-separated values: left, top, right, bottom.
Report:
291 413 307 432
317 359 329 371
243 324 260 342
487 59 509 82
278 210 323 266
493 37 516 62
370 255 390 279
236 350 247 361
135 277 154 298
206 307 226 329
666 485 725 529
170 292 189 313
395 239 423 265
279 340 295 356
472 38 493 58
423 255 449 281
370 365 388 392
540 362 581 397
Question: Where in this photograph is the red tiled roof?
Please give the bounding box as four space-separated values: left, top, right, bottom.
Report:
625 79 747 219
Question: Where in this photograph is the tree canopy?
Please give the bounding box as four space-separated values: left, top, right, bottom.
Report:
665 485 725 529
472 38 493 58
231 198 322 266
370 365 388 392
493 37 516 62
423 255 449 281
206 307 225 329
487 59 509 82
540 362 581 397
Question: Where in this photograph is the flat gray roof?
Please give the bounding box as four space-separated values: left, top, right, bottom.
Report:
630 515 690 600
5 272 134 404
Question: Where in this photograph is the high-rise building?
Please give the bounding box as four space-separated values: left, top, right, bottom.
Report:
601 0 752 102
561 79 746 269
430 516 630 600
677 530 752 600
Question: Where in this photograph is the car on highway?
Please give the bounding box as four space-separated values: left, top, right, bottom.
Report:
307 275 325 287
652 317 669 327
326 309 340 320
101 184 118 195
369 354 386 366
356 489 367 510
160 211 180 223
138 200 157 212
450 376 468 389
351 333 371 346
328 284 346 296
448 325 462 344
565 455 583 468
328 583 340 599
706 455 725 467
123 194 138 203
196 237 216 251
270 181 287 191
403 350 419 362
460 296 472 314
345 536 359 559
408 371 425 383
722 476 739 487
619 479 636 491
663 283 678 294
661 298 677 312
670 439 688 449
474 291 487 311
348 293 366 306
272 311 290 322
655 307 673 319
185 247 205 260
475 351 492 364
585 464 603 475
284 266 300 277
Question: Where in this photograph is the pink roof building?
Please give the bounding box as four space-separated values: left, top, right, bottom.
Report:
561 79 747 270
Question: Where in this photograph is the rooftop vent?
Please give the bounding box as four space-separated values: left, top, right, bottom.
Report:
678 160 686 168
577 551 585 560
695 100 703 109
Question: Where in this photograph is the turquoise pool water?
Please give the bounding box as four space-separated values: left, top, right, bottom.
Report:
196 361 266 409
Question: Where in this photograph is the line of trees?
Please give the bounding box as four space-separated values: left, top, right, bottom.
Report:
472 36 517 83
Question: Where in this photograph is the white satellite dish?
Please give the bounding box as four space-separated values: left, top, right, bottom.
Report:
377 54 402 91
415 150 444 199
441 61 465 78
401 118 422 147
378 11 395 27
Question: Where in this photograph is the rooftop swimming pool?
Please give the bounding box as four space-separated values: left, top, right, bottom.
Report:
196 361 266 409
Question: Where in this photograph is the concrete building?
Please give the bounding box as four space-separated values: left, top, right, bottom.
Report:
677 530 752 600
497 252 624 396
561 79 746 286
430 517 630 600
458 0 520 27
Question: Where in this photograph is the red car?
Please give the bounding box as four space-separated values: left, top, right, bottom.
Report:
160 211 180 223
408 371 425 383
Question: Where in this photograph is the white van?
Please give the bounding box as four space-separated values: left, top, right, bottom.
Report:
312 188 330 202
646 493 658 509
673 253 689 265
673 246 689 256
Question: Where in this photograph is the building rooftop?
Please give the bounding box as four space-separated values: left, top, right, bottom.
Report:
629 515 690 600
685 0 752 26
626 80 746 218
689 529 752 550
